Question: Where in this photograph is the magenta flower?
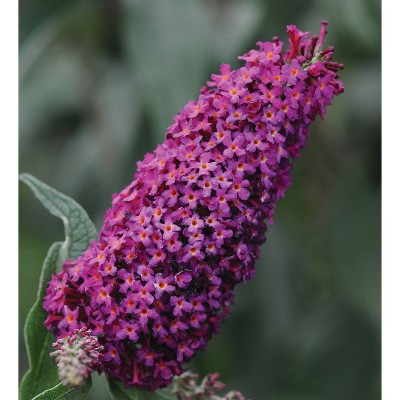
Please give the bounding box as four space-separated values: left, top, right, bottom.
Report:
116 320 140 341
154 274 175 298
103 345 121 365
43 21 344 391
58 305 79 331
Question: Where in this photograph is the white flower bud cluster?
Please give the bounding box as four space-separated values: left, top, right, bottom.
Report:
50 328 104 387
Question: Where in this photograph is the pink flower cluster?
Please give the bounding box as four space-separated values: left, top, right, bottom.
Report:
172 371 246 400
43 22 343 390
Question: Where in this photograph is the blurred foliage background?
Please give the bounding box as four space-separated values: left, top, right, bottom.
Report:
19 0 381 399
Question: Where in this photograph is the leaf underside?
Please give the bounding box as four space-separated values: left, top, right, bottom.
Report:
32 376 92 400
19 173 97 261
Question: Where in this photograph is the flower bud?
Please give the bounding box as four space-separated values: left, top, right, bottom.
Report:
172 371 246 400
50 328 104 387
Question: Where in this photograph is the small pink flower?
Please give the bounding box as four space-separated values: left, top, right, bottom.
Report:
116 321 140 341
58 305 79 331
174 272 192 288
177 342 194 362
154 274 175 298
170 296 193 316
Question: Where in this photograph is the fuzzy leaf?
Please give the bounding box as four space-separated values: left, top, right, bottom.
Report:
19 242 64 400
107 378 176 400
19 173 97 261
32 377 92 400
19 174 98 399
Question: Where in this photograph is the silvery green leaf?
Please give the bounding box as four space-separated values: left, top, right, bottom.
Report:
107 378 176 400
32 377 92 400
19 242 63 400
19 173 97 261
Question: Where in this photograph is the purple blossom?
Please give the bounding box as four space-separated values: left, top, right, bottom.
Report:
103 344 121 365
170 296 193 316
58 305 79 331
174 271 192 288
116 320 140 341
154 274 175 298
152 318 169 338
177 342 194 362
43 21 344 391
170 318 188 334
100 255 117 277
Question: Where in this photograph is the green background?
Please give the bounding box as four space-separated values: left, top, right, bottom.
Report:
19 0 381 399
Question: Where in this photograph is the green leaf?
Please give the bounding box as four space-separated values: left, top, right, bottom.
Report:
19 242 64 400
107 378 176 400
19 174 98 399
32 377 92 400
154 389 177 400
19 173 97 261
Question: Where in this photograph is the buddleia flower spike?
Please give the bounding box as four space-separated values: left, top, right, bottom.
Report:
44 21 344 390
